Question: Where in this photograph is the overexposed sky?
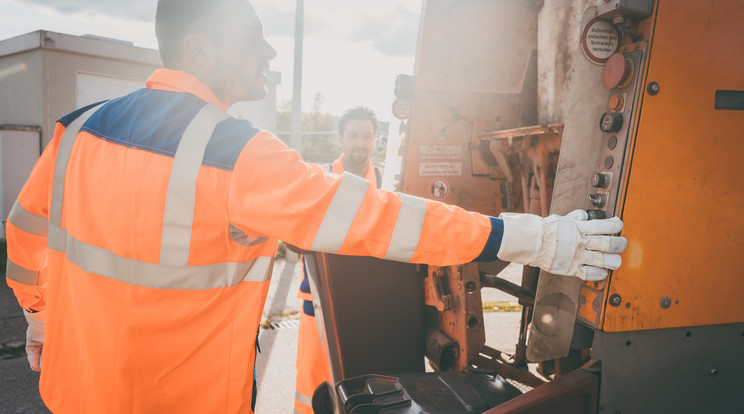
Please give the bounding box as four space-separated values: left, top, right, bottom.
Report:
0 0 422 121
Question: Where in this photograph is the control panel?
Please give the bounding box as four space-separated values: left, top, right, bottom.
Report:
528 4 656 361
577 46 646 328
589 48 644 218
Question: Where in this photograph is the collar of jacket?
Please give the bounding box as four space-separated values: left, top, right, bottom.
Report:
145 69 229 112
332 156 377 183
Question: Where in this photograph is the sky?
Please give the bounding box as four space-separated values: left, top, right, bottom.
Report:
0 0 422 121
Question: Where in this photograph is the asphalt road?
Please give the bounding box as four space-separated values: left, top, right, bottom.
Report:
0 258 525 413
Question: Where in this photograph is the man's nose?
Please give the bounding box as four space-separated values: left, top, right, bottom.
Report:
263 39 277 60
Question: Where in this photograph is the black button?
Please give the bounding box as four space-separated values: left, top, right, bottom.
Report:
600 112 623 133
589 193 607 208
592 173 609 188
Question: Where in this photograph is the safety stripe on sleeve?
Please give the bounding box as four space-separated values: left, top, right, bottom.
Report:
5 259 40 285
160 103 229 267
50 103 104 227
7 202 48 236
47 224 272 290
384 193 427 262
311 172 368 253
295 390 313 407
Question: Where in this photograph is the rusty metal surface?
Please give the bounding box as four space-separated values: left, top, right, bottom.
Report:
399 0 539 214
479 124 563 140
471 345 547 389
527 273 583 363
484 127 561 216
424 327 459 371
423 263 485 370
526 6 610 363
480 272 535 306
484 369 598 414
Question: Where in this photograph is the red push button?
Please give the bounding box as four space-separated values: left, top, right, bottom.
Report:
603 53 629 89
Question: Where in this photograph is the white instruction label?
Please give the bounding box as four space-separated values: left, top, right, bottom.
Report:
419 162 462 177
582 18 620 64
419 145 463 160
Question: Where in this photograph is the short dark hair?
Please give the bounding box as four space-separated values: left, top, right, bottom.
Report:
155 0 222 68
338 106 378 136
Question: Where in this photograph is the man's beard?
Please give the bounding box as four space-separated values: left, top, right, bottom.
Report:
350 150 369 164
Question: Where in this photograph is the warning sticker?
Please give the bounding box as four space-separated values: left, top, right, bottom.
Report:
581 18 620 64
429 179 450 200
419 145 463 160
419 162 462 177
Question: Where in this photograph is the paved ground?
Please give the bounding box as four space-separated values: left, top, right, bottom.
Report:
0 256 527 413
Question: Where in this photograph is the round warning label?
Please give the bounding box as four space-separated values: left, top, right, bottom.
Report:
429 179 450 200
581 18 620 64
392 98 413 120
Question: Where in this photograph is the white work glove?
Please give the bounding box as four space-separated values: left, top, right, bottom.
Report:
23 310 45 371
497 209 627 281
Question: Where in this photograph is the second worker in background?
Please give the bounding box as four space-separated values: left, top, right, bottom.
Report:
294 107 382 414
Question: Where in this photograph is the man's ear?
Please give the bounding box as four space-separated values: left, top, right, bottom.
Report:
183 33 215 69
337 134 343 147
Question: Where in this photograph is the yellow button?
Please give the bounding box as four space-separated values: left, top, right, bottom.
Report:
609 94 624 111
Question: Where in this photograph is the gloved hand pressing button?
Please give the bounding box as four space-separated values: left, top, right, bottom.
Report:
497 209 627 281
23 310 45 371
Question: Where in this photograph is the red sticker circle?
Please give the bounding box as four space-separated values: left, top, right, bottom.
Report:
429 179 450 200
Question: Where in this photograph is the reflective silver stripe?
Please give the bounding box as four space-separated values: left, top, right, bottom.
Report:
311 172 368 252
384 193 428 262
8 202 48 236
160 104 229 267
295 390 313 407
50 104 105 226
48 224 272 290
5 259 40 285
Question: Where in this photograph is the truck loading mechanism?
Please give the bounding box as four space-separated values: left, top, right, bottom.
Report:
305 0 744 413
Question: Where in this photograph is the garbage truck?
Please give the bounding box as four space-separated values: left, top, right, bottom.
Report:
304 0 744 412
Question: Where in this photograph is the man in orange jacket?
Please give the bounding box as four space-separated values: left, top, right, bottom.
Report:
294 106 382 413
5 0 627 412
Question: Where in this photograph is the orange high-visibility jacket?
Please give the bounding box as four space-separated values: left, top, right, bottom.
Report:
297 157 381 302
5 69 503 413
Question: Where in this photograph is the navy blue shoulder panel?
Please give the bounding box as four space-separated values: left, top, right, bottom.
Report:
80 89 203 160
204 117 260 170
57 100 108 127
64 89 259 171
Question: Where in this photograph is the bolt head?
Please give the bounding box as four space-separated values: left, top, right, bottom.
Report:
647 82 660 95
